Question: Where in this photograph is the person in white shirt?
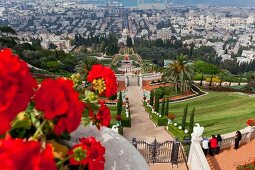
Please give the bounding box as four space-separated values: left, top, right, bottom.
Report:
201 137 209 156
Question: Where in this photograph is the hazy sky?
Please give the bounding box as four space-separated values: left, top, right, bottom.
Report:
171 0 255 7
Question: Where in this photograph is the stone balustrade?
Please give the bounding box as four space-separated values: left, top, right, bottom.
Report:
188 124 255 170
141 73 162 81
220 126 255 149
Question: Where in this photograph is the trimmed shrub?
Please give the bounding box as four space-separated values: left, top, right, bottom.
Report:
164 98 169 115
168 124 188 141
161 98 165 115
117 91 122 115
181 104 188 130
155 92 160 112
150 90 154 106
150 113 168 126
121 116 131 127
189 107 195 135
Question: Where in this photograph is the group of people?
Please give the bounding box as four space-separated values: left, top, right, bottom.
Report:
201 131 242 156
202 134 222 156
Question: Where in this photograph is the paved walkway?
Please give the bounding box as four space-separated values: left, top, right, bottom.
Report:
123 85 173 143
207 139 255 170
123 77 188 170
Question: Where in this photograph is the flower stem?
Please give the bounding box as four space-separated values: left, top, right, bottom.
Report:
57 155 73 167
32 119 47 140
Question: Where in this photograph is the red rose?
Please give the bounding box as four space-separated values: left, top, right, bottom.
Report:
89 102 111 130
0 136 56 170
69 137 105 170
0 48 37 134
87 64 117 98
34 78 84 135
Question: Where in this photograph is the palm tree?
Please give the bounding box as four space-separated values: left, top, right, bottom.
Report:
164 54 194 93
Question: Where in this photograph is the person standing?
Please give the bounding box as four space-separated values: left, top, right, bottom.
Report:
234 131 242 150
202 137 209 156
216 134 222 154
209 135 218 156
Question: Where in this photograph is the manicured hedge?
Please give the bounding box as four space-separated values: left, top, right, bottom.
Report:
144 103 167 126
121 116 131 127
150 113 168 126
168 124 189 141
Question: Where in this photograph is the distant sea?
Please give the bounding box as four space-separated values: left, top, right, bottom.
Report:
96 0 255 7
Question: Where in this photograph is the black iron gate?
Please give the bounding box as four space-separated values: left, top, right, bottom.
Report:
132 138 190 169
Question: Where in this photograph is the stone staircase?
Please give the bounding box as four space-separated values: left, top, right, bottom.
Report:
206 156 216 170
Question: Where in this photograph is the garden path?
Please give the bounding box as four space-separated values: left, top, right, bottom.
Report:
123 77 188 170
123 77 173 143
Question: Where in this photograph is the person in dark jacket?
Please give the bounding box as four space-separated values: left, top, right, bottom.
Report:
234 131 242 150
216 134 222 154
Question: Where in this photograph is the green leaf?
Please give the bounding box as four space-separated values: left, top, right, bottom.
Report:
11 119 31 130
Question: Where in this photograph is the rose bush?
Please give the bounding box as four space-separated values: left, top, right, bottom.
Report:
0 49 117 169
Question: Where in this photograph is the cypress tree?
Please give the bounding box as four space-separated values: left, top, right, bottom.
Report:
161 98 165 115
189 107 196 134
150 90 154 106
117 91 122 115
155 92 160 112
181 104 188 130
165 98 169 115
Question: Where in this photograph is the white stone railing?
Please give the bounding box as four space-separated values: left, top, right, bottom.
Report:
188 125 255 170
142 73 162 81
189 143 211 170
220 126 255 149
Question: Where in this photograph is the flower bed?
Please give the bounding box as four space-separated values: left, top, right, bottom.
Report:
237 158 255 170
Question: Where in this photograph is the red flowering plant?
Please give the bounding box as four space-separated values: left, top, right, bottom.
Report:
168 113 176 120
0 49 117 170
115 115 122 121
246 119 255 126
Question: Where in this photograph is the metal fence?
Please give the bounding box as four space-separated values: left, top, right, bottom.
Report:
131 138 190 169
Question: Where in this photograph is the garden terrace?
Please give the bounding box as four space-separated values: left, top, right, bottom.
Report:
207 138 255 170
169 90 255 136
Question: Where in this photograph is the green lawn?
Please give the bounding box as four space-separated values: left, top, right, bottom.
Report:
168 91 255 136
